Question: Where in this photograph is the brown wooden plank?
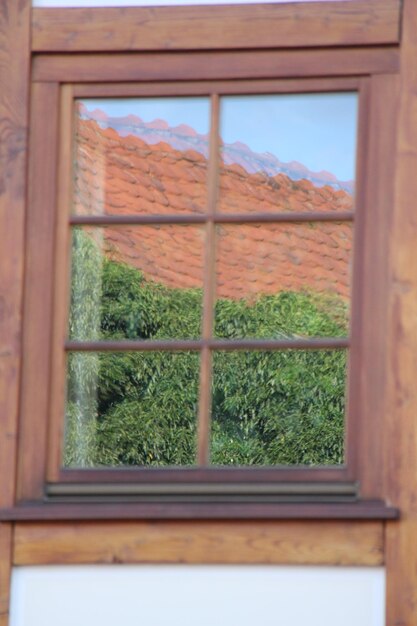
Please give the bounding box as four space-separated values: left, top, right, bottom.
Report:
32 47 400 84
72 77 361 99
343 77 370 483
0 501 398 521
13 520 384 566
58 466 350 484
31 0 400 53
356 74 399 499
0 525 12 626
0 0 31 509
197 95 219 466
70 211 355 225
65 338 349 352
18 83 60 501
0 2 31 620
47 85 75 483
385 0 417 623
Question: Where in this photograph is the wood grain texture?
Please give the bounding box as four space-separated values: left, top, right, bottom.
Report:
32 47 400 84
31 0 400 53
13 520 384 566
72 77 361 99
18 82 60 501
385 0 417 623
47 85 74 483
0 4 30 621
0 0 31 509
355 74 399 499
0 525 12 626
0 501 398 521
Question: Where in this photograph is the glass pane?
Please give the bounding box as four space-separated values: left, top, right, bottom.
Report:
73 97 210 216
211 350 347 466
69 225 204 341
214 222 351 339
64 351 200 467
218 93 357 214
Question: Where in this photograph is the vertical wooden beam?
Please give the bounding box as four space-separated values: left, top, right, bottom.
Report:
0 2 31 625
197 94 220 465
385 0 417 624
0 525 12 626
18 82 60 499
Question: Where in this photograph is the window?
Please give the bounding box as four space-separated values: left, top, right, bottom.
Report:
16 4 398 516
64 90 356 474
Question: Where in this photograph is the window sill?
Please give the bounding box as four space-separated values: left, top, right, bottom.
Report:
0 500 398 521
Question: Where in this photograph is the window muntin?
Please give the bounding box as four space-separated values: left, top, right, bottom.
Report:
63 89 357 472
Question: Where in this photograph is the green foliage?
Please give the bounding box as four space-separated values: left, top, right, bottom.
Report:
65 229 347 468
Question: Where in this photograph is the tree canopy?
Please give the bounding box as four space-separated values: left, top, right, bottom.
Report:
65 228 347 468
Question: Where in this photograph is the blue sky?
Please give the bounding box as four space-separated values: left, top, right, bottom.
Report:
81 92 358 181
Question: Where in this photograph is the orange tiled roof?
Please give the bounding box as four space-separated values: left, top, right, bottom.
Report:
74 118 353 301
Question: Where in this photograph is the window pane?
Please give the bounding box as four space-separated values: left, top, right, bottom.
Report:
214 222 351 339
218 93 357 214
64 351 200 468
210 350 347 466
69 225 204 341
73 97 210 216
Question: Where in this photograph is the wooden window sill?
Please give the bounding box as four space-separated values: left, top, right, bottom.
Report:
0 500 398 521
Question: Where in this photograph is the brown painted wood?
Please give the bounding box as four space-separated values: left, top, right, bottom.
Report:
385 0 417 624
13 520 384 567
70 212 355 225
0 0 31 509
0 3 30 622
0 501 398 521
197 95 219 466
18 82 60 501
47 85 75 483
65 338 349 352
343 78 370 482
0 525 12 626
356 73 399 499
58 466 350 484
31 0 400 53
72 77 361 99
32 47 400 84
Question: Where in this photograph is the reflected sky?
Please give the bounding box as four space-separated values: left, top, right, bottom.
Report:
80 93 357 181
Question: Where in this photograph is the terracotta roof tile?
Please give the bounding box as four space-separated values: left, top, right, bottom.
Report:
74 117 353 302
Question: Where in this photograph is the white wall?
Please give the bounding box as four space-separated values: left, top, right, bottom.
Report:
10 565 385 626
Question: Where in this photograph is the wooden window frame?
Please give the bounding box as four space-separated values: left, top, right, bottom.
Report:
10 0 400 520
52 77 356 484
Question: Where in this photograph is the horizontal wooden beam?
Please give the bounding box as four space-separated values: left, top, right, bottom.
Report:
72 77 361 98
70 211 355 226
14 520 385 566
0 500 398 521
32 47 400 83
31 0 401 53
65 338 349 352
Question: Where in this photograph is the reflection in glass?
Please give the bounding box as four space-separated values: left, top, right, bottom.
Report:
64 351 200 468
214 222 351 339
211 350 347 466
73 97 210 216
69 225 204 341
218 93 357 214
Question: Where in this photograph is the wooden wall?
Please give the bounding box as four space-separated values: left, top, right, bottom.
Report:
2 0 417 624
